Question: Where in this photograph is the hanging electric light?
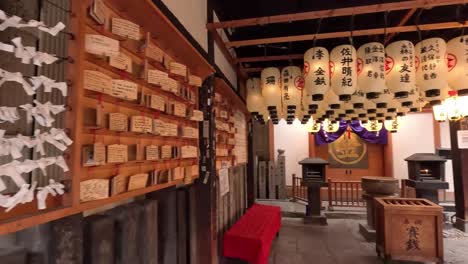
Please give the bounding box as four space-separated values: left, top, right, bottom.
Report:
433 104 447 122
447 35 468 96
444 96 463 121
246 78 265 116
304 46 330 101
281 66 303 114
261 67 282 113
384 118 400 133
357 42 386 99
330 44 357 101
415 38 448 103
306 119 321 133
385 40 416 99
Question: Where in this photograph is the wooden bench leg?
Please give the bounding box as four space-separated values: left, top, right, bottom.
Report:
276 231 280 237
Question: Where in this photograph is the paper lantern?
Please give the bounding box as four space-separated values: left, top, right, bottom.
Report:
304 47 330 101
246 78 265 116
330 45 357 101
385 40 416 99
357 42 385 99
323 119 339 133
364 99 377 115
397 86 419 108
444 96 462 121
415 38 448 102
306 119 321 133
384 118 400 133
365 120 383 132
372 88 393 108
350 89 366 108
425 85 452 106
410 91 428 112
261 67 281 111
447 35 468 96
281 66 303 111
397 105 410 117
459 96 468 117
387 99 401 114
324 89 341 109
433 104 447 122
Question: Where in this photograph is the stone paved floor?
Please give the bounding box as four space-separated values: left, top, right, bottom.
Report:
266 218 468 264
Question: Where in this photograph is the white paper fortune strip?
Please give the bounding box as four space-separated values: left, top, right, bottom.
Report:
0 10 66 36
0 37 59 66
0 107 19 123
0 68 68 96
0 179 65 212
20 100 66 127
0 128 73 159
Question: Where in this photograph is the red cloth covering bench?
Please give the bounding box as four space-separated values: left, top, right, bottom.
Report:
223 204 281 264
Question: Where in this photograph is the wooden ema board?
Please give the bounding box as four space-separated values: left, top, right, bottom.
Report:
258 161 267 199
0 0 216 236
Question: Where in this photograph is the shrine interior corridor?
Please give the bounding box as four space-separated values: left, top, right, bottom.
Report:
263 218 468 264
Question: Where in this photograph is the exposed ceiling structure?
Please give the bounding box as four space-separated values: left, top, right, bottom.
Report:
211 0 467 77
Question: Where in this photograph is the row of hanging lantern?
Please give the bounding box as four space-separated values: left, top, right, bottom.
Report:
246 35 468 131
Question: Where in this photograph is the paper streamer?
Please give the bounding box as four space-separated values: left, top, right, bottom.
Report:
0 107 19 123
0 128 73 159
0 68 68 96
0 10 66 36
5 37 60 66
20 100 66 127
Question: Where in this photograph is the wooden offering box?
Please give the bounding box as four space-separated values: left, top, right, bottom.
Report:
374 198 443 264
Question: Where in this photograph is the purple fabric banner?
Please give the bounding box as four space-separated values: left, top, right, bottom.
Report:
315 120 388 145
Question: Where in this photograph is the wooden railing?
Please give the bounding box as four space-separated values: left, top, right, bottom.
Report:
291 174 308 202
327 179 365 210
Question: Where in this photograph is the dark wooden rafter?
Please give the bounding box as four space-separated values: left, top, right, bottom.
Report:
384 8 418 44
207 0 467 30
226 20 468 47
236 54 303 63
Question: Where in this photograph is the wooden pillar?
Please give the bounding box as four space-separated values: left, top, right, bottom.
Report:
450 118 468 232
383 133 394 178
308 133 316 158
269 120 275 161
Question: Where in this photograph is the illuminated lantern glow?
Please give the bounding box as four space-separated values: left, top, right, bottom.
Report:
304 47 330 101
397 105 410 117
444 96 462 121
364 120 383 132
433 104 447 122
246 78 265 116
364 99 377 115
305 119 321 133
330 45 357 101
459 96 468 117
323 119 340 133
385 40 416 99
447 35 468 96
372 88 393 108
261 67 281 112
281 66 303 112
384 118 400 133
415 38 448 102
387 99 401 114
357 42 385 99
426 85 451 106
397 86 419 108
410 91 428 112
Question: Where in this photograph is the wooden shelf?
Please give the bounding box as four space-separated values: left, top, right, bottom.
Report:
84 90 198 125
83 126 199 141
83 158 198 171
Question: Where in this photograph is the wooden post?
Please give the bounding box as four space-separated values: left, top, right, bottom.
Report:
450 119 468 232
328 179 333 211
292 174 297 202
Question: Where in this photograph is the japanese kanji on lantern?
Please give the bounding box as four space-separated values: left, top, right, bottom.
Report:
357 42 385 99
447 35 468 96
246 78 265 116
261 67 282 112
281 66 303 112
415 38 448 103
385 40 416 99
304 47 330 101
330 45 357 101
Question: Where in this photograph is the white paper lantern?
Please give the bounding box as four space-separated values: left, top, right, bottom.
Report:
261 67 281 111
306 119 321 133
385 40 416 99
365 120 383 132
363 99 377 115
444 96 462 121
281 66 303 111
433 104 447 122
330 45 357 101
415 38 448 102
372 88 393 108
384 118 400 133
350 89 366 108
323 119 340 133
324 89 341 110
304 47 330 101
425 85 452 106
410 91 428 112
246 78 265 115
459 96 468 117
357 42 385 99
397 86 420 108
447 35 468 96
387 99 401 114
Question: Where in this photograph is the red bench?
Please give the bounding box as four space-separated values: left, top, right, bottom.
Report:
223 204 281 264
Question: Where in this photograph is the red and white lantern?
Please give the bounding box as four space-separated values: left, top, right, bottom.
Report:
447 35 468 96
281 66 304 111
385 40 416 99
357 42 385 99
304 47 330 101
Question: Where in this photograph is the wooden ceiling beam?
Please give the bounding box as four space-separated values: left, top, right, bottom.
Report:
384 8 418 44
236 54 303 63
243 67 263 73
226 20 468 47
207 0 466 30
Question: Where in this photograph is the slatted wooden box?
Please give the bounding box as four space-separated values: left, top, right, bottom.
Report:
374 198 443 264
